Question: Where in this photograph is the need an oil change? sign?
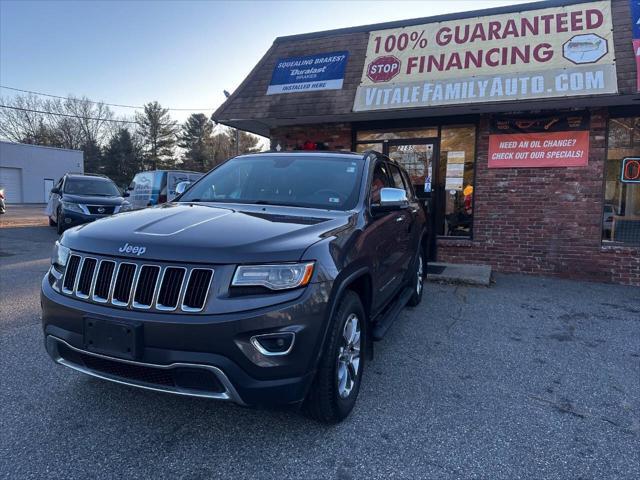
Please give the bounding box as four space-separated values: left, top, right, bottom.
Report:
353 0 617 111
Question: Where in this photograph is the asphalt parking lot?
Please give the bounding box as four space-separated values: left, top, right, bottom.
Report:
0 215 639 479
0 204 48 228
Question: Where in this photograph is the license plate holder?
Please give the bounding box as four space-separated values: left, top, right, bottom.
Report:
84 317 142 360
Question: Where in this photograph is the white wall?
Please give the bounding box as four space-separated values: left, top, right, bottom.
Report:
0 142 84 203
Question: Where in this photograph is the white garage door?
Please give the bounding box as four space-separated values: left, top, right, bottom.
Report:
0 167 23 203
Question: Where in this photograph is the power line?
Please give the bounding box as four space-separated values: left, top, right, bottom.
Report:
0 104 175 126
0 85 215 112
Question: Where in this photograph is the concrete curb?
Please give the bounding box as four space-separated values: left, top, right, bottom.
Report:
426 262 492 286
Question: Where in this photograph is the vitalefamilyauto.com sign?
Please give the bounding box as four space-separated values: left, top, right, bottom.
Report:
353 0 617 111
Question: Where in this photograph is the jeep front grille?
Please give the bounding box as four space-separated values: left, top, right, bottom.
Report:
76 258 97 298
62 255 81 293
60 253 213 313
157 267 186 310
133 265 160 308
93 261 116 302
183 269 214 311
112 263 136 306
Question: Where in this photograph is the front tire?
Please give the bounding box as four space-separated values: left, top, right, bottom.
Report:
56 209 65 235
407 248 425 307
304 291 365 423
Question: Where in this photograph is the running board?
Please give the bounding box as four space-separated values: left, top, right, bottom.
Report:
372 287 413 341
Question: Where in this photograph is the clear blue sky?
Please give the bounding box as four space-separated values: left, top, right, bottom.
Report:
0 0 536 123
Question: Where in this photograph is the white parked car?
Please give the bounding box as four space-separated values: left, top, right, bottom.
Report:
126 170 203 210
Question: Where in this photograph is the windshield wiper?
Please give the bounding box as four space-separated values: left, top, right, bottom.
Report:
252 200 302 207
182 199 303 208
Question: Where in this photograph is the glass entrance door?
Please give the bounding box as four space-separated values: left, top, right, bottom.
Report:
355 124 478 259
387 140 439 260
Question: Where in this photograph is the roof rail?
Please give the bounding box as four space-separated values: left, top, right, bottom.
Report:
255 149 360 155
362 149 387 163
72 173 109 178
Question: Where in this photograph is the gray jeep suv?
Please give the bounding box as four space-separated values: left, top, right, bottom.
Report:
41 151 427 423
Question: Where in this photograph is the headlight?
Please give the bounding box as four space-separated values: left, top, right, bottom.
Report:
232 262 314 290
119 202 133 212
61 201 85 214
51 241 70 268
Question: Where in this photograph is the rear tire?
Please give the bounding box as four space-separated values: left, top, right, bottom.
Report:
304 291 365 423
407 248 425 307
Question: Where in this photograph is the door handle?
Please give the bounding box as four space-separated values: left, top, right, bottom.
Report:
396 216 405 222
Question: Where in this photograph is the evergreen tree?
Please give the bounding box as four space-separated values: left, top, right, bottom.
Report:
82 138 103 175
179 113 214 171
135 101 177 170
103 128 143 187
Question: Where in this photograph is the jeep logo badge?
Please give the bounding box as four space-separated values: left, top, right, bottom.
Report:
118 242 146 256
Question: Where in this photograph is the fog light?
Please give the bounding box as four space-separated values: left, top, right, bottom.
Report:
250 332 295 356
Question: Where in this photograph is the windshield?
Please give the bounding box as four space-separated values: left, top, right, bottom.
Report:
179 155 364 210
64 177 120 196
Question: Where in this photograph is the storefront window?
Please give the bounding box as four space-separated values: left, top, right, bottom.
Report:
604 117 640 245
356 127 438 141
438 125 476 237
355 142 382 153
388 143 433 185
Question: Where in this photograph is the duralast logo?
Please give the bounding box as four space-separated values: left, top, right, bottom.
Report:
118 242 146 256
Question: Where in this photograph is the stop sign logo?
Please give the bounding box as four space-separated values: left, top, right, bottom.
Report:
366 56 401 83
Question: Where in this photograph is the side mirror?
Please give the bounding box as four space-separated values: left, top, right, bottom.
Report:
175 181 191 196
50 187 61 195
372 187 408 214
127 184 135 191
123 191 130 198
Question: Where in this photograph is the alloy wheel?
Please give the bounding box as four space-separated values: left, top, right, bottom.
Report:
337 313 361 398
416 254 424 295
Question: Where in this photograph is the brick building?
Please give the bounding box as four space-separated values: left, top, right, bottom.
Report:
214 0 640 286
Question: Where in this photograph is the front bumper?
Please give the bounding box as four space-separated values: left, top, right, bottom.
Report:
61 209 110 228
41 276 331 406
45 335 245 403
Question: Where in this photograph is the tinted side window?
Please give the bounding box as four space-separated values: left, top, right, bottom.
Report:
400 169 416 200
387 164 405 189
370 162 391 205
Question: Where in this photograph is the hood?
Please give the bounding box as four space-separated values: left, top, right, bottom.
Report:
62 203 352 263
61 193 125 206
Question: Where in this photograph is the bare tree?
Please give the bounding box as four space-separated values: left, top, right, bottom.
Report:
208 126 262 165
0 94 115 150
63 96 114 146
0 94 55 144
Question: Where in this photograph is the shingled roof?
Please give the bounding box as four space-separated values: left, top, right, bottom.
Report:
212 0 638 137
